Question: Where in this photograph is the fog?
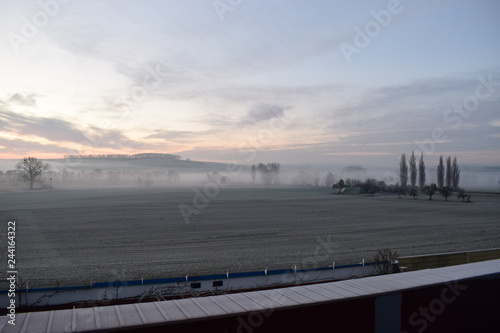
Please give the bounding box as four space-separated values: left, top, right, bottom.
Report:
1 156 499 192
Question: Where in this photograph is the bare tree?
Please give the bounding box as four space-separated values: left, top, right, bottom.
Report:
256 162 280 185
399 154 408 193
457 189 471 203
270 162 280 184
398 184 406 198
256 163 270 184
373 248 400 274
437 156 444 190
251 164 256 184
325 172 335 187
452 157 460 190
93 168 103 182
313 171 321 186
408 188 418 199
166 170 180 183
445 156 452 188
409 151 417 189
440 186 452 201
15 157 49 189
423 183 437 200
418 152 426 190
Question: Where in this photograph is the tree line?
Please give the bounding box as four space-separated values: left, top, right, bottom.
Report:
64 153 182 160
250 162 281 185
2 157 182 189
328 152 470 202
398 151 468 201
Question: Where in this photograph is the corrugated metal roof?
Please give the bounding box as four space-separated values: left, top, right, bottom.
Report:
1 259 499 333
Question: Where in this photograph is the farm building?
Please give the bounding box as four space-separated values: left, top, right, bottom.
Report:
341 186 366 195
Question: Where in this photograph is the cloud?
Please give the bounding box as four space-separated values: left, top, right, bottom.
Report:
327 71 500 146
82 126 167 151
175 70 500 164
0 109 160 153
8 93 37 106
42 1 354 101
1 1 499 166
145 129 217 143
0 109 87 143
325 152 395 156
0 137 70 156
240 103 288 126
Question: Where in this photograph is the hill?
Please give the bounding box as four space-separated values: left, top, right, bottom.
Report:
0 154 239 174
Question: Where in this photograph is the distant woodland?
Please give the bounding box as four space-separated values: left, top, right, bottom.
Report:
63 153 182 160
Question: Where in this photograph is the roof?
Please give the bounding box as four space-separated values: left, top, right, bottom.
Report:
342 186 366 195
1 259 499 332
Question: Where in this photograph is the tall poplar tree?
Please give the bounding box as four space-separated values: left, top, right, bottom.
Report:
452 157 460 190
437 156 444 190
399 154 408 193
445 156 452 188
418 152 426 190
409 151 417 189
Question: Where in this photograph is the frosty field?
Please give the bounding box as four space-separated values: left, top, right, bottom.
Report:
1 186 499 289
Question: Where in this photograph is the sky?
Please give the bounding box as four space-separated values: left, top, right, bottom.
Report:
0 0 499 168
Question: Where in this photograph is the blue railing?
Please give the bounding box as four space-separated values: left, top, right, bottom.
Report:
1 261 384 294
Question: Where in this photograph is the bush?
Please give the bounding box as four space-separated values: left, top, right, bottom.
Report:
457 190 472 203
423 184 437 200
440 186 453 201
373 248 400 274
408 188 418 199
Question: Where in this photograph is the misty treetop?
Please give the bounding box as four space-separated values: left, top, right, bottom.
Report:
252 162 281 185
342 165 367 174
